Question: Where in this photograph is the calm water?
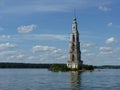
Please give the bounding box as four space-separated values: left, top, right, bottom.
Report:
0 69 120 90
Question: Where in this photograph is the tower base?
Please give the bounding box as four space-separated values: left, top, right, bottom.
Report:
67 61 83 69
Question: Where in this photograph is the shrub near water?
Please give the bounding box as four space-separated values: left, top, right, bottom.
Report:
50 64 69 72
82 64 94 70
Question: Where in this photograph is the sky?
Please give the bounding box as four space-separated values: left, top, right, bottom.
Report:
0 0 120 65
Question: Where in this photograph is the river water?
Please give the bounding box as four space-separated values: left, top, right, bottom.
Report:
0 69 120 90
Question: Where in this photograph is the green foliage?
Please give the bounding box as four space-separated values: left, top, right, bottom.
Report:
50 64 69 72
78 64 82 70
0 62 51 68
50 64 94 72
82 64 94 70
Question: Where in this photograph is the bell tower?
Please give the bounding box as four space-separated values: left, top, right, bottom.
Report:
67 17 83 69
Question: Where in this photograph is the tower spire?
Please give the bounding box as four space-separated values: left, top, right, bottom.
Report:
72 10 78 34
74 9 76 20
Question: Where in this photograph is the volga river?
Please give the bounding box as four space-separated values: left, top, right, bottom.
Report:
0 69 120 90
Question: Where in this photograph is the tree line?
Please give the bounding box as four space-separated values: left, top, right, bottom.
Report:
0 62 51 68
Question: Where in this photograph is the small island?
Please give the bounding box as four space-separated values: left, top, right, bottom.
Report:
50 64 94 72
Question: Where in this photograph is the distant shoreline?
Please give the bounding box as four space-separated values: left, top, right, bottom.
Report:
0 62 51 68
0 62 120 69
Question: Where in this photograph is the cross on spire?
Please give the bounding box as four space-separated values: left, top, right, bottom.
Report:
74 9 76 20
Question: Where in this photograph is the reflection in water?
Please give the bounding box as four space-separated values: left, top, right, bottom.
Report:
70 71 81 90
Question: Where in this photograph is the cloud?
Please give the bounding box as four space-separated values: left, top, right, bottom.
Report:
30 45 67 63
0 0 112 14
107 22 113 27
27 51 67 63
81 43 95 48
40 34 69 41
98 47 120 57
98 6 111 11
99 51 113 55
28 45 68 63
107 22 120 28
81 49 96 57
31 45 64 55
17 24 37 33
31 45 59 53
0 42 16 50
9 53 25 60
11 34 69 41
99 46 112 51
86 53 96 56
0 35 11 39
81 49 89 53
0 49 27 62
0 51 17 56
106 37 116 44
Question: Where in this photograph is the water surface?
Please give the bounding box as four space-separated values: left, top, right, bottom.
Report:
0 69 120 90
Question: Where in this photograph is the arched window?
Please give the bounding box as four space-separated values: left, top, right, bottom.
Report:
72 55 74 61
72 43 74 51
